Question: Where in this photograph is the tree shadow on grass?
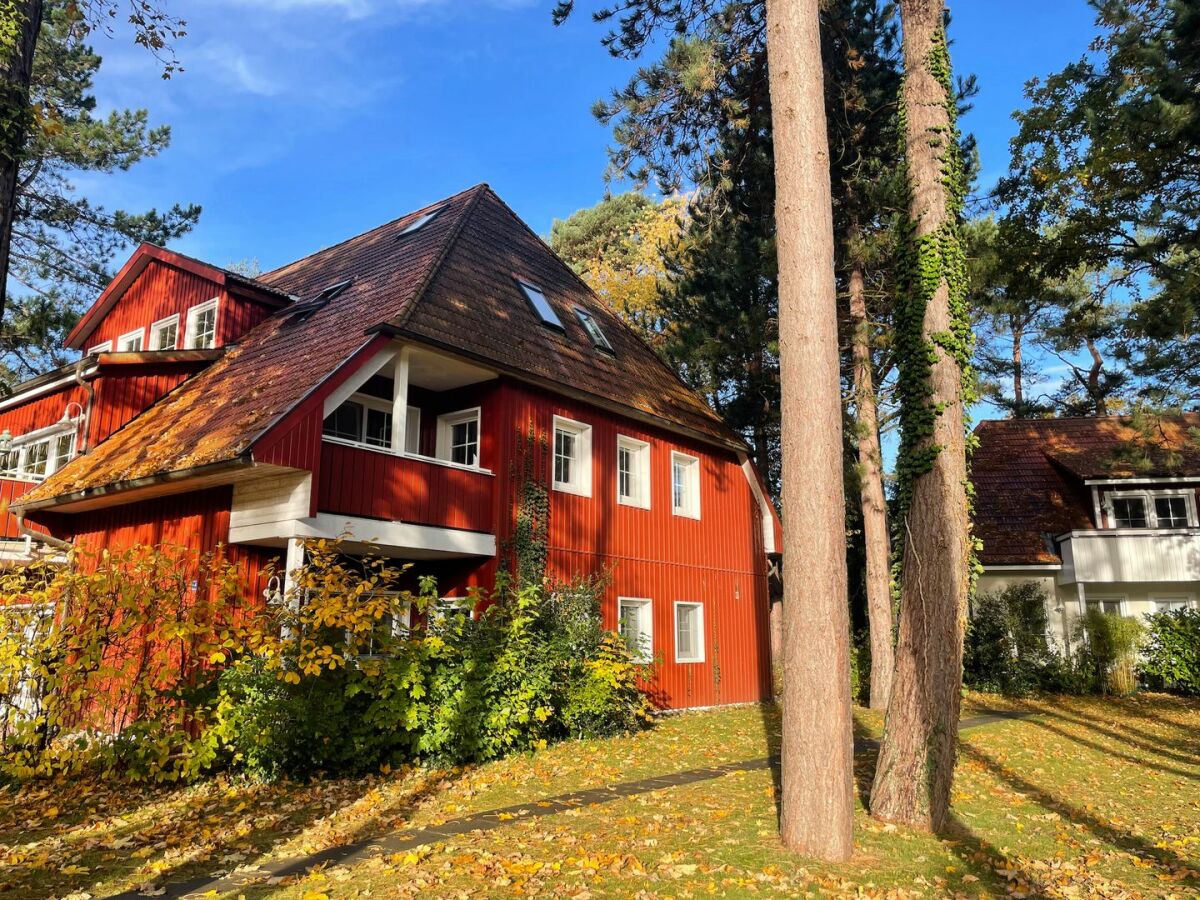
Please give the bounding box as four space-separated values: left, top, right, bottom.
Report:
1016 713 1200 781
959 741 1200 886
1028 699 1200 762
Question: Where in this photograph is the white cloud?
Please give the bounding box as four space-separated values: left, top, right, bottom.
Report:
196 43 285 96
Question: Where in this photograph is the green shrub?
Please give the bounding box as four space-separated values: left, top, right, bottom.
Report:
1139 608 1200 696
964 582 1067 696
1075 609 1144 695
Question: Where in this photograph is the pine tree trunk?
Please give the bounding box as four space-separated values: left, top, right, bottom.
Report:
849 259 894 711
1086 338 1107 415
869 0 971 833
1011 315 1024 414
766 0 854 860
0 0 44 322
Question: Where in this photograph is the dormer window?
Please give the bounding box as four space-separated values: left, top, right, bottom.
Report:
186 299 219 349
87 341 112 355
1106 490 1197 529
399 208 442 237
517 279 563 328
150 314 180 350
575 307 614 352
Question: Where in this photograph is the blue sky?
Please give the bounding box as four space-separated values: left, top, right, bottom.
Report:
87 0 1102 273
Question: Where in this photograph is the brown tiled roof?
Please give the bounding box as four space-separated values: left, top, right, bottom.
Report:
19 185 738 507
973 414 1200 565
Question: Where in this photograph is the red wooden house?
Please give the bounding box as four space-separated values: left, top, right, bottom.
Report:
0 185 779 709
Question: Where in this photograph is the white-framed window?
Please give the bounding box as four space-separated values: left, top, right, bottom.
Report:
3 425 76 482
671 451 701 519
1152 595 1195 613
618 597 653 663
185 298 219 349
430 596 475 628
354 593 412 657
322 393 393 449
673 601 705 664
1105 490 1197 529
404 406 421 455
149 314 180 350
87 341 112 355
1086 595 1126 617
552 415 592 497
117 329 144 352
574 307 614 352
616 435 650 508
436 408 481 467
516 279 564 328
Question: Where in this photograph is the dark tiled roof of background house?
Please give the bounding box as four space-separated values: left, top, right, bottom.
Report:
20 185 740 507
972 414 1200 565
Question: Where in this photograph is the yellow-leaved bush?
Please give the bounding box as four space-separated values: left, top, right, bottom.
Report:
0 541 655 783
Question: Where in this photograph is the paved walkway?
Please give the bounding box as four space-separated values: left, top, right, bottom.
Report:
116 709 1031 899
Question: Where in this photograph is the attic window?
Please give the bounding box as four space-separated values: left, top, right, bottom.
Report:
574 307 613 352
285 279 353 322
398 207 442 237
517 279 563 328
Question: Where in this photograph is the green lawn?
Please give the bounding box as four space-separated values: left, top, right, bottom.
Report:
2 692 1197 898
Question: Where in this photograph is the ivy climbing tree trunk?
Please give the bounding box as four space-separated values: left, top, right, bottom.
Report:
0 0 44 322
766 0 855 860
848 253 894 711
869 0 973 833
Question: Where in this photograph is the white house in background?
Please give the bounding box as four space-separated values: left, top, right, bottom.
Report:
973 415 1200 648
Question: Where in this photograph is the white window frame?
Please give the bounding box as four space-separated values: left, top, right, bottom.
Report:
671 451 701 519
1084 594 1127 617
618 597 653 663
3 423 77 482
616 435 651 509
1104 489 1197 529
185 298 219 349
149 314 180 350
404 406 421 455
673 601 705 664
87 341 112 355
354 592 413 657
574 307 614 352
1150 594 1196 614
116 329 144 352
322 392 394 449
436 407 482 469
552 415 593 497
516 278 564 329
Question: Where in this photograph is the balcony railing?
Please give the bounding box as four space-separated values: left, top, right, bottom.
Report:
1059 528 1200 584
317 441 494 534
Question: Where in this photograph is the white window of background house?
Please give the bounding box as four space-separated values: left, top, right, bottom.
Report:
1106 490 1197 529
671 451 700 518
1086 596 1126 617
674 601 705 663
1152 595 1195 613
553 415 592 496
186 299 218 349
436 408 481 467
618 597 653 663
150 314 179 350
616 435 650 508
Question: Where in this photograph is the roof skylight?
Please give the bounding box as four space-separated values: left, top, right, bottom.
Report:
517 279 564 328
574 307 614 352
398 207 442 237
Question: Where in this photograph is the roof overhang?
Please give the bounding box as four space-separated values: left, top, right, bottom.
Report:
1083 476 1199 486
65 243 295 350
13 456 258 515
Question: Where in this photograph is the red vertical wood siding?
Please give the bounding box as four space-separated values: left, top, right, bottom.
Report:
317 442 494 531
0 478 37 539
0 382 90 438
83 260 274 350
486 380 772 709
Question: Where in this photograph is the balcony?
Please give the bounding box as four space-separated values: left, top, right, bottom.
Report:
1058 528 1200 584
